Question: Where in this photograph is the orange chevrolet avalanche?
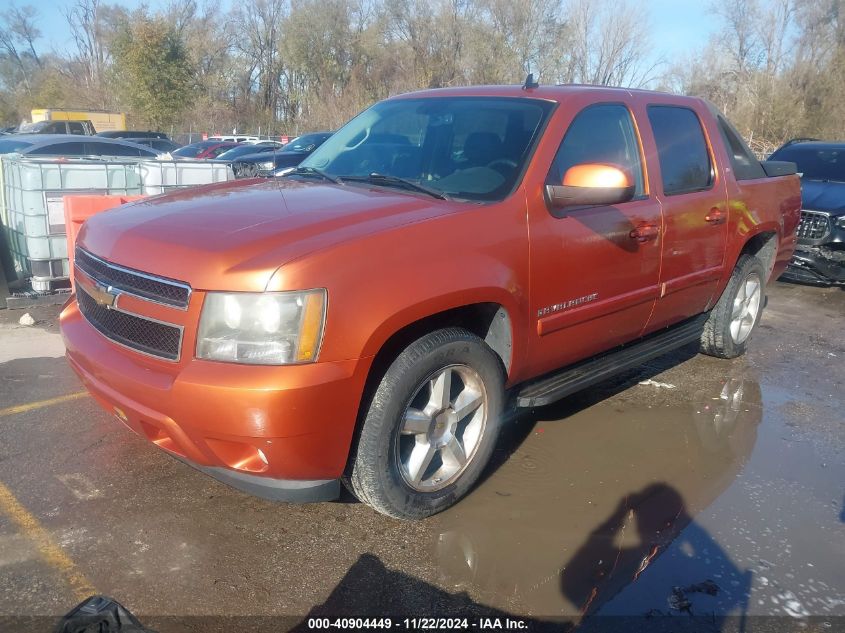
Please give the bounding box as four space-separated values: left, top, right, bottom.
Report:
61 84 801 519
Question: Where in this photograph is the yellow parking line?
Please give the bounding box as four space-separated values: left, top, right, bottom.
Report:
0 391 88 418
0 480 96 600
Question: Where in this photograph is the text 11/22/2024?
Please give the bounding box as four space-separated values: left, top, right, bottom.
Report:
307 618 529 630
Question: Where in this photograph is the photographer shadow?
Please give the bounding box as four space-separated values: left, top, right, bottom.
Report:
561 483 752 631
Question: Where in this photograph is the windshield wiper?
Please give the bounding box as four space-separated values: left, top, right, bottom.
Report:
343 172 450 200
282 166 342 184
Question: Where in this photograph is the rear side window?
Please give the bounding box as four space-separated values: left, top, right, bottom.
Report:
647 106 713 195
547 103 645 197
68 122 85 135
84 142 140 156
29 142 86 156
717 116 766 180
208 145 232 157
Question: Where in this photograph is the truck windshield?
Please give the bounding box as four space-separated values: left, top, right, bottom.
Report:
770 145 845 182
299 97 554 202
17 121 48 133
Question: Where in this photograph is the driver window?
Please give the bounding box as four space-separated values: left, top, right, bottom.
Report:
547 104 645 197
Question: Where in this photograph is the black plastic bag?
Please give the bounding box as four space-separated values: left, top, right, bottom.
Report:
53 595 156 633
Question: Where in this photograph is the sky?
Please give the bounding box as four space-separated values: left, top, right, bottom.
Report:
647 0 720 64
31 0 720 72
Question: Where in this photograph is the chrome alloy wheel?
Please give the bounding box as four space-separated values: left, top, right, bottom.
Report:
730 272 762 344
396 364 488 492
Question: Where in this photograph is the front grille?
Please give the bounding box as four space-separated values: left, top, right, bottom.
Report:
796 210 831 242
77 286 183 361
75 247 191 309
233 162 261 179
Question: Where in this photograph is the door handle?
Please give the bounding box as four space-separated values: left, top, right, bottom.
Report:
629 224 659 242
705 208 726 224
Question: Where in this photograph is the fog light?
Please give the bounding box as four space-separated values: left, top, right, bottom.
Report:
205 438 270 473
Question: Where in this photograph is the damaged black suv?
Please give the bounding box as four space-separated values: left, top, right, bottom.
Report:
770 140 845 286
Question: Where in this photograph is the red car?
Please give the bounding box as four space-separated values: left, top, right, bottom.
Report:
61 83 800 519
172 140 239 159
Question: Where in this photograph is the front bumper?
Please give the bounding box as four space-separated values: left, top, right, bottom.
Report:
781 245 845 286
61 297 370 502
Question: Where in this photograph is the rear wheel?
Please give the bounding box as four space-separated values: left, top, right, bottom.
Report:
347 328 504 519
700 254 765 359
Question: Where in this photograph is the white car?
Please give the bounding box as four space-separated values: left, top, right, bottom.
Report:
207 135 268 144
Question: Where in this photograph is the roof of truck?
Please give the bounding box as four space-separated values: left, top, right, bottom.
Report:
392 83 680 102
3 134 151 145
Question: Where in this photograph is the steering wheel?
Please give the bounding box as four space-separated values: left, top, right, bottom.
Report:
487 158 518 171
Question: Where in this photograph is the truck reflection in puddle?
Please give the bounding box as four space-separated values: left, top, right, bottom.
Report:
431 376 761 620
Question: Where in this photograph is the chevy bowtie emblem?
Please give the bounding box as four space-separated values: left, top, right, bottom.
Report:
87 282 119 309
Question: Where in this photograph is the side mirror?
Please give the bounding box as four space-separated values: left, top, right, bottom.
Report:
545 163 635 215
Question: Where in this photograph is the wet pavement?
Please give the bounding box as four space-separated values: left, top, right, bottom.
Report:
0 281 842 632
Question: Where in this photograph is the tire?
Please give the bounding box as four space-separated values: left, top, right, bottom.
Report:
700 254 766 359
347 328 504 520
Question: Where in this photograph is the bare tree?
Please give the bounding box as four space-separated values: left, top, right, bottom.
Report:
566 0 660 88
0 26 31 95
64 0 106 88
5 0 845 147
232 0 287 120
6 5 41 69
0 4 44 96
478 0 568 83
383 0 476 88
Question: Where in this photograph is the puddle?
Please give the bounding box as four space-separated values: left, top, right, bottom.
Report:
429 368 845 620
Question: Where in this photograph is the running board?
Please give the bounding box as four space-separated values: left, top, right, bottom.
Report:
516 314 709 408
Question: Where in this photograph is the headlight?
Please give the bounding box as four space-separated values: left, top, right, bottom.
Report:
258 160 275 170
837 215 845 229
196 290 326 365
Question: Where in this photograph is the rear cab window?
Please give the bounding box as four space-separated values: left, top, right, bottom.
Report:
716 116 766 180
647 105 713 195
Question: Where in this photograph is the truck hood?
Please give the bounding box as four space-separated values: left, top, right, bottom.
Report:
799 179 845 216
79 178 462 292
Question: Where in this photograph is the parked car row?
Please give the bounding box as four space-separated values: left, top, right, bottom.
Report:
0 124 334 176
170 131 333 178
0 127 181 159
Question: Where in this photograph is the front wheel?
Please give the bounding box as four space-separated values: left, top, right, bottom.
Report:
700 254 766 359
347 328 504 519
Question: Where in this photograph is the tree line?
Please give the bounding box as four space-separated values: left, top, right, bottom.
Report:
0 0 843 150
